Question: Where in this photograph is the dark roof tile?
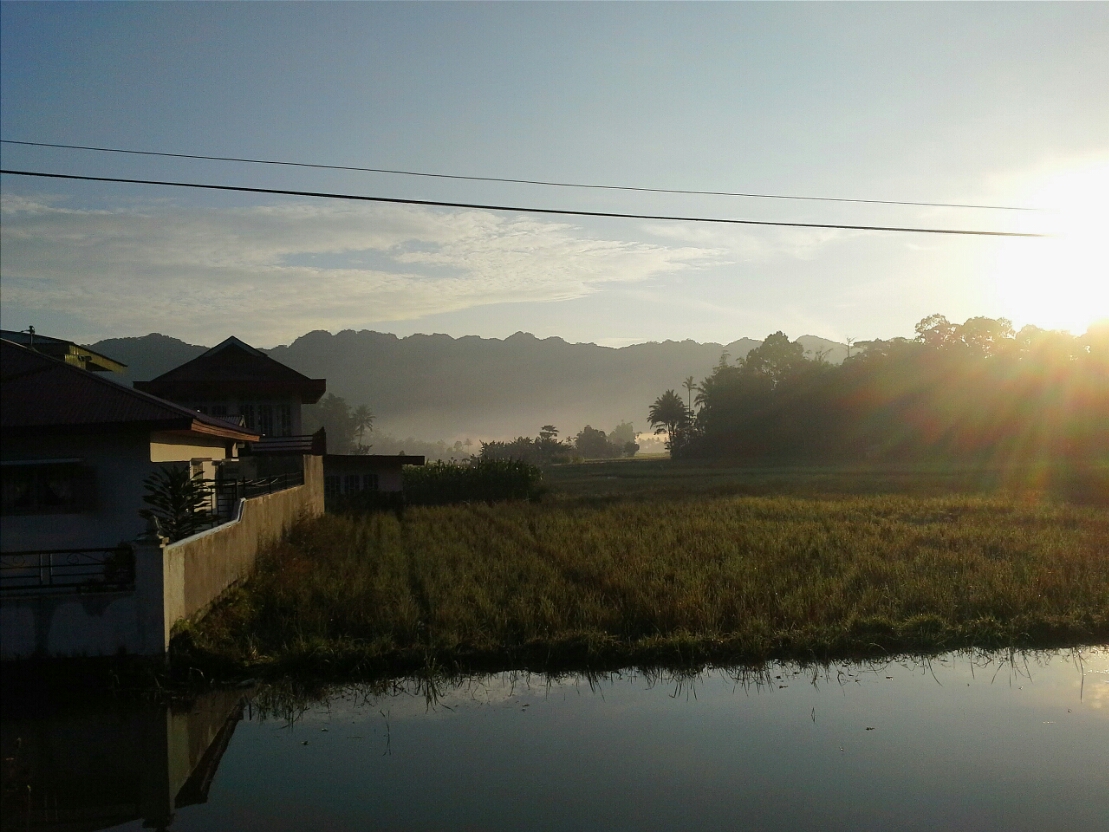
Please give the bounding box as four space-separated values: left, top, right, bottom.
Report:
1 339 258 441
133 336 326 403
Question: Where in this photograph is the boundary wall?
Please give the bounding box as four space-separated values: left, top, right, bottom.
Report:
1 456 323 658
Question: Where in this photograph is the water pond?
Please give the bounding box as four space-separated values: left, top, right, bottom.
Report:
3 648 1106 831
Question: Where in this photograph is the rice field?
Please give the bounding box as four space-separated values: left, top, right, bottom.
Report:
180 487 1109 678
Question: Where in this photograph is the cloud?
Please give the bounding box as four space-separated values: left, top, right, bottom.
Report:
640 220 856 263
0 195 720 344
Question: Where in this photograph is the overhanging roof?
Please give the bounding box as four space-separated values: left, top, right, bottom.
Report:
1 339 259 442
0 329 127 373
134 336 326 403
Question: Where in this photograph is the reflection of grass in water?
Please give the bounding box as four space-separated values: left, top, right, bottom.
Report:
244 647 1103 720
178 481 1109 680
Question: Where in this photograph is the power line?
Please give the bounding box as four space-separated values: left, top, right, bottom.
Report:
0 169 1051 238
0 138 1039 213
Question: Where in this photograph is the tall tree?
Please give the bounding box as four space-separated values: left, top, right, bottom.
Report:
682 375 697 416
648 390 689 451
352 404 374 454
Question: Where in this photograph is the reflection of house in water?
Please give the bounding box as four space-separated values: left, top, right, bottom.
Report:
0 688 245 831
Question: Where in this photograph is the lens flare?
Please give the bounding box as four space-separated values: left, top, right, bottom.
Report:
990 163 1109 334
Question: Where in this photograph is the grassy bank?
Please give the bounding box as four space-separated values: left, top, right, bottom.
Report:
177 490 1109 680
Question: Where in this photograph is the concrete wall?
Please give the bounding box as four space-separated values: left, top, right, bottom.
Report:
0 455 323 657
149 431 232 463
2 429 231 553
157 454 324 650
3 431 157 552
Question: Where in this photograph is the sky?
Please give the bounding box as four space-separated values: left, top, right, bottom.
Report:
2 3 1107 349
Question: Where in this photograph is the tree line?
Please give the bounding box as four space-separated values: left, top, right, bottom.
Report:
305 395 640 463
479 424 639 465
648 315 1109 464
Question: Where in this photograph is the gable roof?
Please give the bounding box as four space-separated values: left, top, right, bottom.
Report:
133 336 326 403
0 329 127 373
1 339 259 441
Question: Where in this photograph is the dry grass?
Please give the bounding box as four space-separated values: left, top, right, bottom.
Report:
178 491 1109 679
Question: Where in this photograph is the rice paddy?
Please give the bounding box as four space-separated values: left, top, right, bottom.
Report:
178 469 1109 679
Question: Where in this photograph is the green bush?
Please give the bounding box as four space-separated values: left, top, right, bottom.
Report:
404 459 544 505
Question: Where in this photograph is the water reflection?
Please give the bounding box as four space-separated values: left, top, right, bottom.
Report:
1 688 245 831
2 649 1106 831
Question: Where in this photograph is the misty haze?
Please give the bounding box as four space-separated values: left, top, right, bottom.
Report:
2 4 1107 832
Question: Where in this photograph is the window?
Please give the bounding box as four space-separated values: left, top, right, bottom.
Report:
1 462 96 515
238 404 255 430
362 473 379 492
324 476 341 501
344 474 361 494
258 405 274 436
211 404 228 418
277 404 292 437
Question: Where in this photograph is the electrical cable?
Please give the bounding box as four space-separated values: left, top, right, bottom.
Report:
0 169 1050 237
0 138 1040 212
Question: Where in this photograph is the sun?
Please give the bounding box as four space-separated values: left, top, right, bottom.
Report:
988 162 1109 335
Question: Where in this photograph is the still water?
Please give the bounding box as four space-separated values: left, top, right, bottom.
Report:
3 649 1106 831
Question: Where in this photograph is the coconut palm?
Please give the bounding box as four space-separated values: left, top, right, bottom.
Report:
352 404 374 454
682 375 697 417
648 390 689 450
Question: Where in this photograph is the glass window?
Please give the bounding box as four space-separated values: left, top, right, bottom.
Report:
238 404 255 430
1 463 95 515
362 473 379 492
258 405 274 436
211 404 228 417
344 474 361 494
277 404 292 437
324 476 341 500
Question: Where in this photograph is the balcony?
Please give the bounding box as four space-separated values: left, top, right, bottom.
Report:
0 545 135 595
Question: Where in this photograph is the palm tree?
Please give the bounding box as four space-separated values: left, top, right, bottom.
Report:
648 390 688 450
682 375 697 417
352 404 374 453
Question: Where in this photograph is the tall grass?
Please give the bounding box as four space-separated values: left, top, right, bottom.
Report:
404 459 544 505
182 493 1109 677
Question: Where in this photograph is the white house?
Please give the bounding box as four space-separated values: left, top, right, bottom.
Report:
1 338 259 552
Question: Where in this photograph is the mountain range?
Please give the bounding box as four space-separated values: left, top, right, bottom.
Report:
92 330 848 441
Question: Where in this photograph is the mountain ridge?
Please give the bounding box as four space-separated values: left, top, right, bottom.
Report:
91 329 848 440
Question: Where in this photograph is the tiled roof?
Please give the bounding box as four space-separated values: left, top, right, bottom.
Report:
134 336 326 403
1 339 259 440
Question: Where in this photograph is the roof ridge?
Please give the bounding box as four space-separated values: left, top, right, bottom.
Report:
146 335 320 385
1 338 257 437
206 335 267 358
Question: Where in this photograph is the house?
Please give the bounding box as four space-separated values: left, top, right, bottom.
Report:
323 453 425 503
1 336 324 657
0 327 127 373
1 338 258 552
136 335 425 500
134 336 326 452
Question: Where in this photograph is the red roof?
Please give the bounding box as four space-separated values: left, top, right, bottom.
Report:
1 339 259 441
133 336 326 403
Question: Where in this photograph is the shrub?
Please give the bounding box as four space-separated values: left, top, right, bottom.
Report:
404 459 544 505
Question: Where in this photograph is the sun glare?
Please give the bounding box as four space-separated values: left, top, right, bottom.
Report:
989 163 1109 335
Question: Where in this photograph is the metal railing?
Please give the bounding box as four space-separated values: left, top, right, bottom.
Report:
0 545 135 594
245 428 327 456
204 471 306 525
